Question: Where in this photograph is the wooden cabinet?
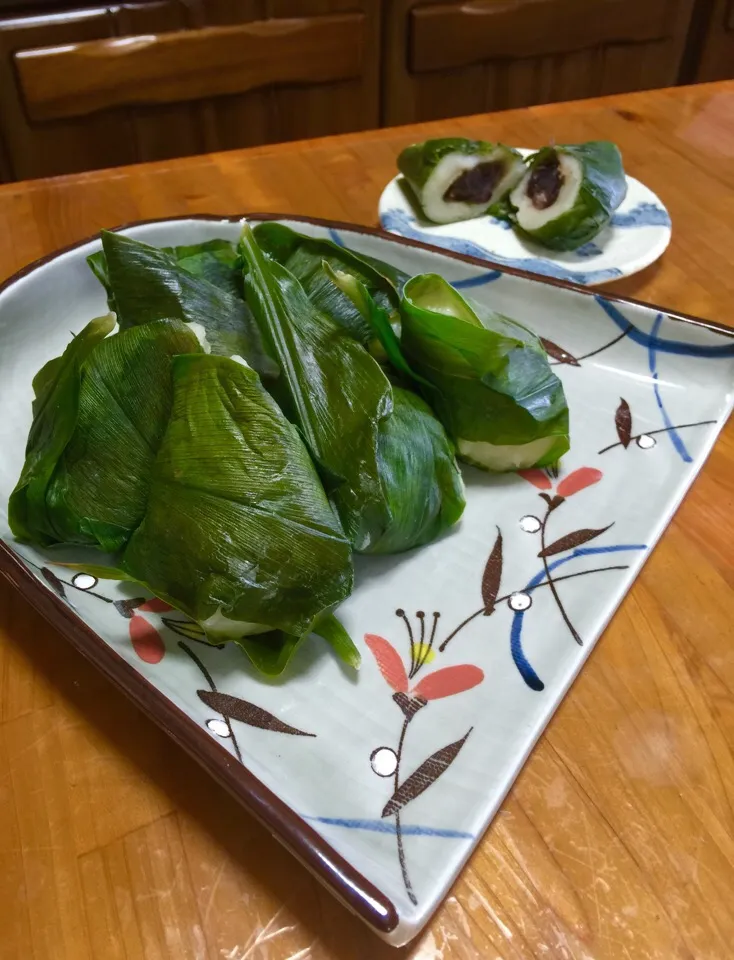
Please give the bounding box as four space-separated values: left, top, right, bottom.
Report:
683 0 734 81
0 0 726 184
0 0 380 181
382 0 698 126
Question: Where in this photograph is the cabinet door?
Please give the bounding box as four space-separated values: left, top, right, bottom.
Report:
687 0 734 81
0 7 137 180
383 0 697 126
0 0 379 181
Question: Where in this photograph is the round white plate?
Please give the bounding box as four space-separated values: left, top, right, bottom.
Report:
378 152 671 286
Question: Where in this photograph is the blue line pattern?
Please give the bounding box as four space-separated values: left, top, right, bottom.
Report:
328 228 346 248
594 297 734 359
575 241 603 258
451 272 502 289
306 816 474 839
611 203 671 228
648 313 692 462
379 209 623 285
510 544 647 691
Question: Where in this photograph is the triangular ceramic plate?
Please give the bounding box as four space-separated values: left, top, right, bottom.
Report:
0 216 731 947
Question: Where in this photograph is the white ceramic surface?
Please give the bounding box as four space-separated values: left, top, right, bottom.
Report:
0 217 731 946
379 152 672 286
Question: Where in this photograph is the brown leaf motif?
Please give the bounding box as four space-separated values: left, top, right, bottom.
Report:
392 692 427 720
114 597 146 619
481 528 503 615
41 567 66 598
615 398 632 448
541 337 580 366
198 690 316 737
163 617 205 639
539 524 613 558
381 728 472 818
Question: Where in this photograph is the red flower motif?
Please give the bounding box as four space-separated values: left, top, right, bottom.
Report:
137 597 174 613
129 615 165 664
556 467 602 498
365 634 484 701
517 468 552 490
519 466 602 499
364 634 408 692
411 665 484 700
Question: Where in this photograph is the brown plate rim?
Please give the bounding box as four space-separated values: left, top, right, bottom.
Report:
0 213 732 941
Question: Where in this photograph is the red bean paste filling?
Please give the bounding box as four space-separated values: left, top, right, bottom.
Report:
527 153 563 210
443 160 504 204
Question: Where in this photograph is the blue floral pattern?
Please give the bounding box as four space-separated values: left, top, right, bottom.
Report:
611 203 671 228
379 209 624 286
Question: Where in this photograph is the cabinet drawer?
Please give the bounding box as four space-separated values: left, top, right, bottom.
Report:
383 0 696 126
410 0 672 73
16 14 365 122
0 1 380 182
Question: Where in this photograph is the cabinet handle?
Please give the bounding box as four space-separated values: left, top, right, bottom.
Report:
410 0 671 73
15 14 365 121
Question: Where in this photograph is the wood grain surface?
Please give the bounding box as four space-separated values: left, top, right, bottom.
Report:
1 82 733 960
381 0 697 127
15 14 366 121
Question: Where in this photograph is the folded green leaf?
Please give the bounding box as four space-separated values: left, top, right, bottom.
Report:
252 221 407 344
43 320 202 551
117 353 353 650
239 223 394 552
372 386 466 553
322 262 430 388
99 230 276 378
164 238 242 298
9 313 116 545
321 266 466 550
87 251 116 312
400 275 570 471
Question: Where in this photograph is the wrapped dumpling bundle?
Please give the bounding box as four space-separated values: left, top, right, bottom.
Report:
9 318 355 674
400 276 570 470
239 224 465 554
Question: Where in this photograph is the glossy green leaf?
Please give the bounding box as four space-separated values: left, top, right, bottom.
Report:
235 630 307 677
164 238 242 298
118 353 353 642
311 611 361 669
400 275 570 471
239 222 395 552
322 262 431 387
87 251 116 312
371 387 466 553
100 230 276 378
252 221 407 343
9 314 116 545
320 266 466 550
44 320 202 551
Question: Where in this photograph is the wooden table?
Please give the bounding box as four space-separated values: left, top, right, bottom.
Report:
1 82 733 960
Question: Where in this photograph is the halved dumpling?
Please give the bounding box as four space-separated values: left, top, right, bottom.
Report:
397 138 525 224
509 142 627 251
